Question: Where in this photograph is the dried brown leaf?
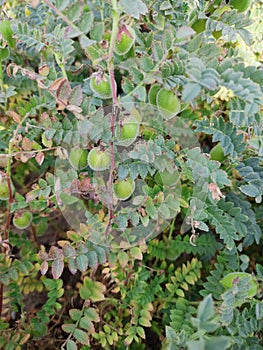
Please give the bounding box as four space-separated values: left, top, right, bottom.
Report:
6 110 21 123
22 137 33 151
35 151 45 165
57 79 71 103
50 78 67 91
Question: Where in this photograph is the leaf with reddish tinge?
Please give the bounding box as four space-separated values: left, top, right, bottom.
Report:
49 246 64 260
35 152 45 166
40 260 48 275
76 254 89 272
57 79 71 103
50 78 66 91
52 259 64 279
68 257 78 275
68 85 83 106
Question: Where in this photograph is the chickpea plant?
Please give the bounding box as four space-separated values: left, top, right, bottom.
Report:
0 0 262 349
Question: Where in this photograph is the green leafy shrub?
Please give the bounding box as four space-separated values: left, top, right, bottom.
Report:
0 0 262 349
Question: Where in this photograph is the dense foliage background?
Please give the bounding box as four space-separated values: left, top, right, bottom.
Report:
0 0 263 349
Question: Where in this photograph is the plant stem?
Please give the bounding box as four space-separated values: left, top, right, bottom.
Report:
57 60 68 80
0 136 13 317
105 0 120 238
11 146 57 156
168 217 176 240
0 60 4 91
126 50 170 97
43 0 80 32
54 53 68 79
61 303 86 349
4 141 13 242
0 284 3 317
108 0 119 106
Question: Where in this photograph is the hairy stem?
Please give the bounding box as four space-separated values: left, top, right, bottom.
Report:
0 135 13 316
105 0 120 237
0 60 4 91
54 53 68 79
43 0 80 32
108 0 119 106
61 303 86 349
4 142 13 241
126 51 170 97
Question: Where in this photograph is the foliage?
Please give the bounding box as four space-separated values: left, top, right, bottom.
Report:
0 0 262 349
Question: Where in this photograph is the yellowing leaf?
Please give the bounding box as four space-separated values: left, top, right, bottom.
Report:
80 277 105 302
73 328 89 345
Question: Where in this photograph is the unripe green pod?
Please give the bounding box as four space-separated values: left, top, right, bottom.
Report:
69 148 88 170
229 0 250 12
115 116 139 147
210 143 226 162
157 88 181 120
90 73 116 99
88 147 111 171
114 25 135 56
113 177 135 201
0 182 9 200
13 211 32 229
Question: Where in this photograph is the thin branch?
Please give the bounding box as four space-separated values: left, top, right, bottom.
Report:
0 112 30 317
0 142 13 317
42 0 80 32
105 0 120 238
